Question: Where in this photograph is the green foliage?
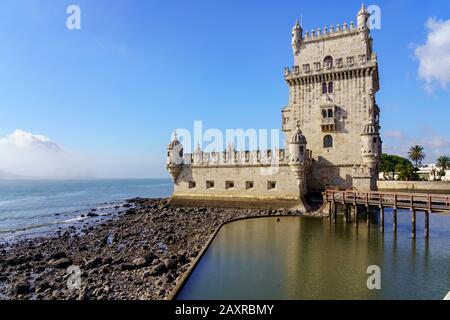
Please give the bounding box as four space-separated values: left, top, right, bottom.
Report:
379 154 412 180
408 145 425 168
436 156 450 171
379 154 420 181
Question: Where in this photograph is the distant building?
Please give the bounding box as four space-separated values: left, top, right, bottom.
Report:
167 5 382 210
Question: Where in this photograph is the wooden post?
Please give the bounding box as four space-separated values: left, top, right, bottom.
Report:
380 206 385 233
354 205 358 228
411 209 416 239
425 210 430 239
366 206 371 227
329 201 332 221
334 202 338 224
393 208 397 232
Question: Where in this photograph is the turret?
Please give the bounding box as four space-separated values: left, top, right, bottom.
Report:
357 3 370 31
166 131 184 182
361 123 381 167
289 125 307 164
292 19 303 56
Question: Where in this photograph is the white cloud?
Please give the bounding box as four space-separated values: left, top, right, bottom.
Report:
415 17 450 91
0 129 63 151
0 129 165 179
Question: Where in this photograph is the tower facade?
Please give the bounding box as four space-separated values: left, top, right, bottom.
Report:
166 5 382 210
283 4 381 191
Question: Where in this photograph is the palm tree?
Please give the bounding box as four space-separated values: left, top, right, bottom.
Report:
408 145 425 168
436 156 450 178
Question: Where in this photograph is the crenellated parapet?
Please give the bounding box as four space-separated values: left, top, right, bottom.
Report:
181 148 312 167
284 58 378 85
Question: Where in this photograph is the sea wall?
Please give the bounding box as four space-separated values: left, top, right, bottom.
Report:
171 164 304 210
377 181 450 194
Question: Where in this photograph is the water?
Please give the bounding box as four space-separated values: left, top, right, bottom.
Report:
178 211 450 300
0 179 172 240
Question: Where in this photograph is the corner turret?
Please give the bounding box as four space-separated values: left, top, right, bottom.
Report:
166 131 184 182
357 3 370 31
292 19 303 56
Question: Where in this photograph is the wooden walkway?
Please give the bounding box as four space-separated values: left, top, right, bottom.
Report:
324 190 450 238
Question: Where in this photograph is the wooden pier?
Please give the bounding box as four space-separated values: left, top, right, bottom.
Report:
324 190 450 238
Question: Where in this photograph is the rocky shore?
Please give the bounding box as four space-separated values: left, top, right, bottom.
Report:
0 198 322 300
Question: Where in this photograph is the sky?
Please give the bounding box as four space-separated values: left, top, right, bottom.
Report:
0 0 450 178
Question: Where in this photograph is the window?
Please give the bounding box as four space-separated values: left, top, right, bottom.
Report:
322 109 327 118
324 56 333 69
268 181 277 190
328 82 334 93
188 181 196 189
322 82 328 94
206 181 214 189
225 181 234 190
327 109 334 118
246 181 254 190
322 82 333 94
323 135 333 148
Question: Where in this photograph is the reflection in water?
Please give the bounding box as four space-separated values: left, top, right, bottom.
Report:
178 210 450 300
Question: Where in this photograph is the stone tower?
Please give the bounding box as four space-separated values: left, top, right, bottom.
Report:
283 4 381 192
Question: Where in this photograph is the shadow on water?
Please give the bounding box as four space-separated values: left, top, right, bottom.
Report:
178 210 450 300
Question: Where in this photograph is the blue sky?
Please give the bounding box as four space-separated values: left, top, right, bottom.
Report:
0 0 450 178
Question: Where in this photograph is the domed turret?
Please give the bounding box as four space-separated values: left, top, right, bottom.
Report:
292 19 303 56
361 123 381 166
357 3 370 30
289 126 307 164
166 131 184 182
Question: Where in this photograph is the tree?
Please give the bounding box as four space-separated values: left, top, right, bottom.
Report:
396 163 419 181
408 145 425 168
379 154 412 180
436 156 450 179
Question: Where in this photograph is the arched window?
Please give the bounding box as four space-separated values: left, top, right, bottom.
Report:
323 135 333 148
322 82 328 94
328 82 334 93
324 56 333 69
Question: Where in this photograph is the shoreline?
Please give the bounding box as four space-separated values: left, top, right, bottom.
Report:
0 198 322 300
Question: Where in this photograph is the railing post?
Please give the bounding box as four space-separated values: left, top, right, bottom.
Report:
425 210 430 239
393 207 397 232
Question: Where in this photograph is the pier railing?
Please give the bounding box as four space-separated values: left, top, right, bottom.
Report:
325 190 450 213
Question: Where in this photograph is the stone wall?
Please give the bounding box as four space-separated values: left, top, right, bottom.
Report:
377 181 450 194
170 164 304 209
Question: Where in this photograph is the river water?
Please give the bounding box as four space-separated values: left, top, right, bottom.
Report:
178 210 450 300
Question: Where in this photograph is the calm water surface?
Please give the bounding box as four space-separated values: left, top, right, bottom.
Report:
178 211 450 300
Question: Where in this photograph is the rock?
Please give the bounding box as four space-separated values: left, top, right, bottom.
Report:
49 257 72 269
0 274 7 282
144 252 157 264
50 251 66 260
163 258 177 270
87 212 99 217
85 257 102 269
132 257 148 268
150 262 167 276
13 281 31 295
120 263 135 271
